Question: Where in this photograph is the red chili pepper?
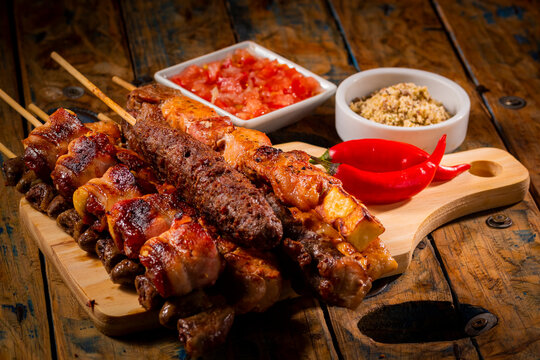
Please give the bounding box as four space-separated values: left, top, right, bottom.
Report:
313 135 447 204
321 138 470 181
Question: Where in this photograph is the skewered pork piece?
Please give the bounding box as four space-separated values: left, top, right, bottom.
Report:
107 191 186 259
139 214 223 299
51 132 118 198
127 84 384 251
123 88 397 308
126 103 283 250
73 164 142 232
22 108 89 179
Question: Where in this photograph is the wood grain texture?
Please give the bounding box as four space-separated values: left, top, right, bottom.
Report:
327 242 479 360
44 262 182 360
332 0 540 358
226 0 357 146
19 200 159 336
434 0 540 204
14 0 132 118
278 143 530 274
0 1 52 358
332 0 504 153
120 0 236 79
432 198 540 359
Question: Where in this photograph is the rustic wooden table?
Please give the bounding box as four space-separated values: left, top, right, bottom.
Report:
1 1 538 359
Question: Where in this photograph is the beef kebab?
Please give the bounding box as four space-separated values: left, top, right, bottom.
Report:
122 84 397 308
48 53 395 355
2 106 284 356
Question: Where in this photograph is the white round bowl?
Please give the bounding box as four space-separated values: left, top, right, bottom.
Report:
335 68 470 153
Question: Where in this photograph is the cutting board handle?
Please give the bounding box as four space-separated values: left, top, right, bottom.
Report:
277 143 530 275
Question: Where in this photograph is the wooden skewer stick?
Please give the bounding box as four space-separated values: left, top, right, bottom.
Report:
0 88 43 128
0 142 17 159
97 113 114 122
27 103 48 123
50 52 136 126
112 76 136 92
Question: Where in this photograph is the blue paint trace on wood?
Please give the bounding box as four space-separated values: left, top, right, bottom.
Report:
11 245 18 257
513 34 530 45
0 330 6 340
176 348 188 360
496 6 524 20
512 230 537 243
1 303 28 323
483 12 495 24
71 335 102 354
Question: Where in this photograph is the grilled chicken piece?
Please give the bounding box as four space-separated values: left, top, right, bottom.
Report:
282 208 396 309
73 164 142 231
51 132 118 198
108 192 189 259
22 108 89 179
85 120 121 143
139 215 222 299
127 84 384 251
216 238 282 314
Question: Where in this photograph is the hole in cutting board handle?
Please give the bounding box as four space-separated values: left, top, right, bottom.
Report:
358 301 498 343
469 160 502 177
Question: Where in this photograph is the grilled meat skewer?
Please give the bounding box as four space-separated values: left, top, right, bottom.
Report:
127 103 283 250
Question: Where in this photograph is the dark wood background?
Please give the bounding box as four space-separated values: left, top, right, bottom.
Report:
0 0 538 359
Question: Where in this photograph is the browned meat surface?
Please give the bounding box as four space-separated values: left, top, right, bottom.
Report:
95 237 126 273
25 182 56 213
135 275 164 310
110 259 145 286
2 156 25 186
108 192 188 259
282 209 378 309
85 121 121 143
51 132 118 198
56 209 85 240
177 305 235 358
46 194 71 218
22 108 89 179
73 164 142 231
126 105 282 250
77 228 100 253
139 215 222 298
15 170 41 193
159 290 217 329
216 238 282 314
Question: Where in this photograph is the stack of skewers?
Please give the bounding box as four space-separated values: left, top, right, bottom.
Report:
0 53 397 357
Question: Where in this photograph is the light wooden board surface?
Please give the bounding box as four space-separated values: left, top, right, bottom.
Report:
19 142 529 335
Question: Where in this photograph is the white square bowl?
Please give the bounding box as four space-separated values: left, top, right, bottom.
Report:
154 41 337 133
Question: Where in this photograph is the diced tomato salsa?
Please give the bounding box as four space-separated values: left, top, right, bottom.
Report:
169 49 321 120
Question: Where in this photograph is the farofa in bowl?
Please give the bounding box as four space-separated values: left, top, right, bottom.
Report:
349 82 451 127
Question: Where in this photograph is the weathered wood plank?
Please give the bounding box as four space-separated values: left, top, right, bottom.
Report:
328 243 479 359
44 262 182 359
333 0 540 358
11 0 162 358
0 2 52 359
226 0 356 146
120 0 236 79
120 0 341 357
432 200 540 359
434 0 540 204
14 0 132 119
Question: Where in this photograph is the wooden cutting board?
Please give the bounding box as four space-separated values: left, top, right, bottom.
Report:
19 143 529 335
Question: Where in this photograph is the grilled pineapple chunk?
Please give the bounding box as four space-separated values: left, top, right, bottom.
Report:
315 186 384 251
